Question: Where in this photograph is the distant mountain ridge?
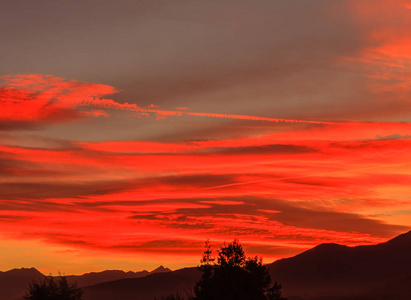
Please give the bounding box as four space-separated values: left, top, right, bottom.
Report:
65 265 172 287
1 231 411 300
0 265 171 300
82 267 200 300
66 269 150 287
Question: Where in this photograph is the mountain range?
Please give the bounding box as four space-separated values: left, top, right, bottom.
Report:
2 231 411 300
0 266 171 300
66 265 171 288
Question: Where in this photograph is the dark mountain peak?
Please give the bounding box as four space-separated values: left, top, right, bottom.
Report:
19 267 37 271
313 242 348 251
8 267 36 272
267 230 411 299
379 229 411 249
151 265 171 273
3 267 43 277
293 242 349 259
86 270 125 275
0 267 45 300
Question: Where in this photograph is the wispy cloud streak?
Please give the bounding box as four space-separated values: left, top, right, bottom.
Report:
79 98 330 125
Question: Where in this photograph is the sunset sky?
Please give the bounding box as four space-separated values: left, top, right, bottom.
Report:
1 0 411 275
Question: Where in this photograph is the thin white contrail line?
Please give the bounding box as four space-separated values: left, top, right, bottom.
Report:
79 98 335 125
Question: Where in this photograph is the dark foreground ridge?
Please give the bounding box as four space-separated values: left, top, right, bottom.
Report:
268 230 411 299
2 230 411 300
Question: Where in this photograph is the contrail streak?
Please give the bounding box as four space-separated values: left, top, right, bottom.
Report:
79 98 332 125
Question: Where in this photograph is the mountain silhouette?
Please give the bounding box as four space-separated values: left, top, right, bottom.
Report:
0 265 168 300
65 269 151 287
82 230 411 300
2 231 411 300
150 265 172 274
268 230 411 299
0 268 44 300
82 267 200 300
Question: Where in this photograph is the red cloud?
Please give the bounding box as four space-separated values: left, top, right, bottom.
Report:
343 0 411 119
0 74 117 128
1 74 329 131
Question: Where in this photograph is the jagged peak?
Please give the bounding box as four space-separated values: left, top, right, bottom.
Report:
151 265 171 273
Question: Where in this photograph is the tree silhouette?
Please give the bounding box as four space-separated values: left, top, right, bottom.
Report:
194 239 286 300
159 293 192 300
24 275 83 300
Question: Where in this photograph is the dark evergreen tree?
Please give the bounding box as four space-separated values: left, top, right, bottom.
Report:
24 275 83 300
194 239 286 300
160 294 190 300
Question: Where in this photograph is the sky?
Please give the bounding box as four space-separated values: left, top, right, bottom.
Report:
0 0 411 275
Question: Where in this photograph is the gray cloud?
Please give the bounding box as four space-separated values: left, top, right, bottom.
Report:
0 180 135 200
211 144 316 155
376 133 411 140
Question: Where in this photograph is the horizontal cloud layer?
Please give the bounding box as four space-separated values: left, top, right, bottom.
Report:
0 73 410 274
